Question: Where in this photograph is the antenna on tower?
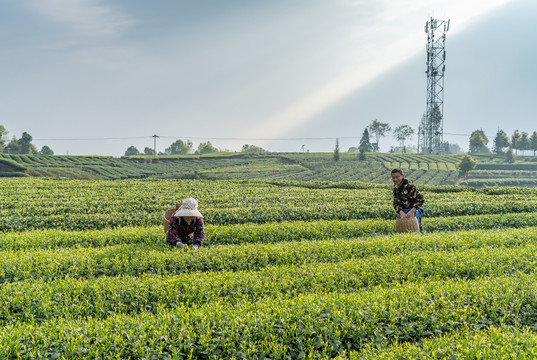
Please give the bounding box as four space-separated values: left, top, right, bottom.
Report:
418 17 449 154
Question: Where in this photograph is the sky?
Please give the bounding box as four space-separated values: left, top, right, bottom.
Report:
1 0 536 156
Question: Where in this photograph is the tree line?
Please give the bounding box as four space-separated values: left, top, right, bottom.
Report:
348 119 418 154
0 125 54 155
124 140 268 156
469 129 537 156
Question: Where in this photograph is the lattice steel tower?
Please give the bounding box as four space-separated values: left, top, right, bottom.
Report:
418 17 449 153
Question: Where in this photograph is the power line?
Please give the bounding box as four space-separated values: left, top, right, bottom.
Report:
444 132 472 137
159 136 360 141
33 135 361 142
31 132 490 142
33 136 150 141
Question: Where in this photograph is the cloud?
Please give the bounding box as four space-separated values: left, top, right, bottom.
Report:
26 0 137 38
18 0 148 72
245 0 516 139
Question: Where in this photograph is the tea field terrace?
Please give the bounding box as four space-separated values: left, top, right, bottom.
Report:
1 178 537 358
1 152 464 185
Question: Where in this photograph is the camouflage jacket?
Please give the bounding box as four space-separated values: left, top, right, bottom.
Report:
392 178 425 214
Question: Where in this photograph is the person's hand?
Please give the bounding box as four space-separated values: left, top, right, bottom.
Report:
176 242 184 249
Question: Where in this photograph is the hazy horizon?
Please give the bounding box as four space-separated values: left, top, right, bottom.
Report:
1 0 535 156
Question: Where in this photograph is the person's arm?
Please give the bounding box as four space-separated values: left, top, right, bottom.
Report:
393 189 406 217
401 184 424 218
410 185 425 210
192 218 205 246
166 217 181 246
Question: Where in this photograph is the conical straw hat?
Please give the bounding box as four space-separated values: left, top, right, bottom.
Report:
173 198 203 218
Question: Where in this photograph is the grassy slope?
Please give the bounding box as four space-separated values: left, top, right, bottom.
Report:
2 152 537 186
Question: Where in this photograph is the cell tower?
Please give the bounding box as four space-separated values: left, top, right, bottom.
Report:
418 17 449 153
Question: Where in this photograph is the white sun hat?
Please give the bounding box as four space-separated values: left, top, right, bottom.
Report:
173 197 203 218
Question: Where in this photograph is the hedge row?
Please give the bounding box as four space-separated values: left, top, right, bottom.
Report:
2 242 537 326
2 212 537 250
340 326 537 359
1 274 537 358
2 226 537 282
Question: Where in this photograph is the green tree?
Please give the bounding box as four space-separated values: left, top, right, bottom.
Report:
393 125 414 153
419 105 443 153
241 144 268 154
444 142 463 154
429 105 443 132
165 139 193 155
124 146 140 156
469 129 489 153
333 138 340 161
19 132 33 154
456 154 478 177
367 119 391 152
506 148 515 163
358 128 372 152
519 132 530 156
143 147 155 156
511 130 521 155
530 131 537 156
493 129 509 154
39 145 54 155
5 136 20 153
197 141 218 154
0 125 8 151
358 149 366 160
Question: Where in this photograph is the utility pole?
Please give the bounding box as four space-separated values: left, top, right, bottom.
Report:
152 134 159 156
419 17 449 153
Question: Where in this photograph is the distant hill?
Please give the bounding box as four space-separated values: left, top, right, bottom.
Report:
2 152 536 187
0 157 29 178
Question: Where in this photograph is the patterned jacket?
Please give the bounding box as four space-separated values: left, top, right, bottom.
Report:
393 178 425 214
166 216 205 246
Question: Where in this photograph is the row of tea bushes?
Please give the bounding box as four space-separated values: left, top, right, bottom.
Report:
2 211 537 250
2 226 537 282
343 326 537 359
2 178 537 231
2 241 537 325
1 274 537 358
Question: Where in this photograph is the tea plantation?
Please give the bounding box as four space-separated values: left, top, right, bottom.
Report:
1 177 537 358
3 152 537 188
